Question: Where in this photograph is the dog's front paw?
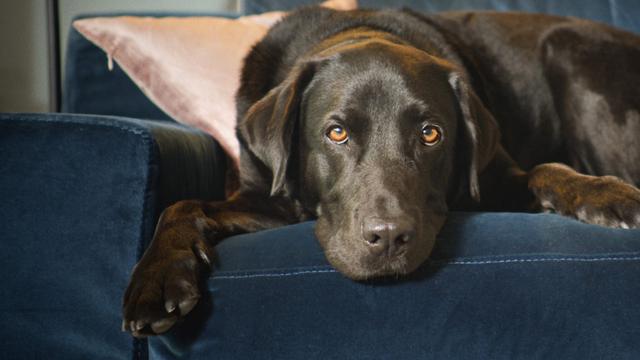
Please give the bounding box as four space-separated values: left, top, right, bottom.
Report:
122 235 212 337
529 163 640 228
568 176 640 229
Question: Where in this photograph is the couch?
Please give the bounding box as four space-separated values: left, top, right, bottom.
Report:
1 1 639 359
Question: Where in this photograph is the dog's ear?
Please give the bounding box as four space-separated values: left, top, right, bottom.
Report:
448 73 500 201
237 60 320 196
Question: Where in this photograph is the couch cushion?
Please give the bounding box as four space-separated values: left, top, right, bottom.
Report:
149 212 640 359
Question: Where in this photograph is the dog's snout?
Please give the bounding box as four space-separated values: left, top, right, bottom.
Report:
362 217 415 257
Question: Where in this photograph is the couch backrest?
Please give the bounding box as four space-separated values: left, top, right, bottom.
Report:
62 12 234 121
63 1 640 121
244 0 640 32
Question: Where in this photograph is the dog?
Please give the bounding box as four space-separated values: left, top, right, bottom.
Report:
122 6 640 336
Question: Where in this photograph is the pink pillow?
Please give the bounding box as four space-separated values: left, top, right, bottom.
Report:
73 0 357 167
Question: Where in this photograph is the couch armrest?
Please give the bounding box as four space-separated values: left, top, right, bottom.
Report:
0 113 226 359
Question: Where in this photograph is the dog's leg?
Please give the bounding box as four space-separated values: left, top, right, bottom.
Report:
541 23 640 185
122 193 298 337
474 147 535 211
528 163 640 228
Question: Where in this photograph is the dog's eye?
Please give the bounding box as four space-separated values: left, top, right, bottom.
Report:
420 125 442 146
326 125 349 144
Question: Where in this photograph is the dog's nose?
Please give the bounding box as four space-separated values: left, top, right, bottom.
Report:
362 217 415 257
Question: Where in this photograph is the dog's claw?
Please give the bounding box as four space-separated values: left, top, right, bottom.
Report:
135 320 146 331
165 300 177 313
131 330 147 339
151 317 177 334
179 297 199 315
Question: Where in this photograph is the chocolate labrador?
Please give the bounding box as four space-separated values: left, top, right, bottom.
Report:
122 6 640 336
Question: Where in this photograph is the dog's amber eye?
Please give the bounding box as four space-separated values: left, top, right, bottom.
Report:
326 125 349 144
421 125 442 146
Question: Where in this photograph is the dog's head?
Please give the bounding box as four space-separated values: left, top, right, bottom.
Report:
239 32 499 279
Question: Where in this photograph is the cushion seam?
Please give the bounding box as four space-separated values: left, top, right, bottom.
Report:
213 268 338 280
0 113 150 136
433 255 640 265
211 254 640 280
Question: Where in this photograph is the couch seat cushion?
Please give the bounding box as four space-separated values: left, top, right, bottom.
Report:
149 212 640 359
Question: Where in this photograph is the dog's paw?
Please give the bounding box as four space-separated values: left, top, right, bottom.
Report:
122 238 212 337
568 176 640 228
530 163 640 229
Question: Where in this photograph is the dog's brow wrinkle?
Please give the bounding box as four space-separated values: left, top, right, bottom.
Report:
337 60 417 113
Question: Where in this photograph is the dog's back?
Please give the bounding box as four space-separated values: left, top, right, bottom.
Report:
238 6 640 184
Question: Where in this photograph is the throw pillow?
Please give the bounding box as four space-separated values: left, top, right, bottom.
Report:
73 0 357 165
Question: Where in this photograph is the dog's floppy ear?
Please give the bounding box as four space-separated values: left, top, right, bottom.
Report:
448 73 500 201
237 60 320 196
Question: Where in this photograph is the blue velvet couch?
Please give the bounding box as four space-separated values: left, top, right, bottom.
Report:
1 1 640 359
